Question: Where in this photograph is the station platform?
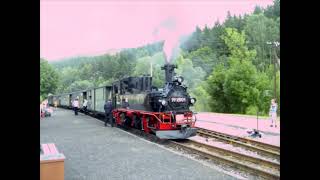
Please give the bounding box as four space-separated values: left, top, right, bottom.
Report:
195 112 280 147
40 108 238 180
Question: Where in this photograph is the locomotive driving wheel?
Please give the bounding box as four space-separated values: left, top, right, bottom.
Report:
133 115 142 130
120 113 126 124
120 113 131 127
125 117 132 127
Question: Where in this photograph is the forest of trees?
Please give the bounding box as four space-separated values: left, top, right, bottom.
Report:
40 58 59 102
40 0 280 116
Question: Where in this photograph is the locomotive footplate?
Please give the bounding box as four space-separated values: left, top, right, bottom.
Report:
155 127 197 139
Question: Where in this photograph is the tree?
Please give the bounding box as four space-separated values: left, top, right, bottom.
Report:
40 58 60 98
174 55 206 91
206 64 230 112
79 63 93 80
221 28 256 64
264 0 280 20
224 12 246 31
208 21 229 57
190 82 211 112
187 46 219 75
68 80 94 92
180 26 203 52
112 50 136 79
149 52 166 85
206 28 271 114
244 14 279 71
253 6 263 15
224 60 258 113
133 56 153 76
56 67 80 93
132 52 166 88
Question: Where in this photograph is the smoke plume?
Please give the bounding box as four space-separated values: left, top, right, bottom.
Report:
153 17 180 63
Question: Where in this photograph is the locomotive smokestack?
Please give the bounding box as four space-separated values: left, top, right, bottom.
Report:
161 63 177 83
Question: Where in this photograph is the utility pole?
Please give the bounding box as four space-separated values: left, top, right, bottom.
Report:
267 41 280 102
273 42 280 102
273 47 277 101
150 60 153 77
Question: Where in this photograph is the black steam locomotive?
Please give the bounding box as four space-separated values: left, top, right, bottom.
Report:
112 64 196 113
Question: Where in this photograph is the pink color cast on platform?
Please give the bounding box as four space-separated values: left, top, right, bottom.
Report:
195 113 280 147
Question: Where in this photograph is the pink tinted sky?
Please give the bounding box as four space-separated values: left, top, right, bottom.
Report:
40 0 273 61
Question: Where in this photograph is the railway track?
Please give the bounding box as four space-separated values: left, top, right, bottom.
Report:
170 139 280 179
118 124 280 179
196 127 280 161
87 112 281 179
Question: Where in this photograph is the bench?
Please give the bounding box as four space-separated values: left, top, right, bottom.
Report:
40 143 65 180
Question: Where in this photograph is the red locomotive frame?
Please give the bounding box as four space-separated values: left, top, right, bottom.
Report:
113 108 197 138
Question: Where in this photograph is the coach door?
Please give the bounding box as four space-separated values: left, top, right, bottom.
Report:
105 86 112 101
83 91 87 101
87 90 93 110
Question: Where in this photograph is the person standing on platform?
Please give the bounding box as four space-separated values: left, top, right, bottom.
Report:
41 101 46 118
104 99 113 127
121 98 130 109
54 100 58 110
40 103 44 119
43 100 47 109
269 99 278 127
73 97 79 116
83 99 88 114
87 96 92 110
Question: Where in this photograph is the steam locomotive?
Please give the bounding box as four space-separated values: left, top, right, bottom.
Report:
49 63 197 139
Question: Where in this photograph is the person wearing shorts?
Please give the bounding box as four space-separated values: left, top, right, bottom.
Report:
269 99 278 127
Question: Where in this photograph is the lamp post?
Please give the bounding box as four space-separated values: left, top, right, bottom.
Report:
150 60 153 77
267 41 280 102
273 42 280 102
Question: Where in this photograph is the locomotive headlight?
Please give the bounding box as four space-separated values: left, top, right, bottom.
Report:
161 100 167 106
190 98 196 104
177 77 183 83
173 76 184 83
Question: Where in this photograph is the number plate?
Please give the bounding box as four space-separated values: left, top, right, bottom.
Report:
171 97 186 103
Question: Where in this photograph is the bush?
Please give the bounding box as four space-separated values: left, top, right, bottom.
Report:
245 105 258 115
190 82 211 112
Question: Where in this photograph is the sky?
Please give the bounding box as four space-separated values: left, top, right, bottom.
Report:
40 0 273 61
